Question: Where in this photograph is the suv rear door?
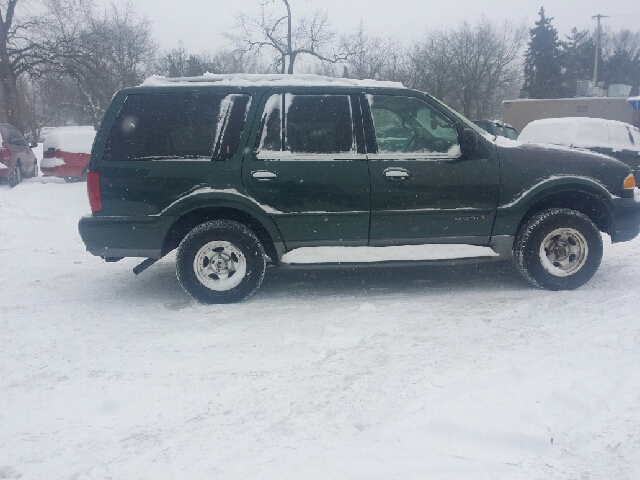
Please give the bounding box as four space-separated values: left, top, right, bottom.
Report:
97 91 251 216
242 89 370 248
363 92 500 246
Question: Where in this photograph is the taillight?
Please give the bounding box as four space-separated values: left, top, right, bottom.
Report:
0 142 9 161
43 147 56 159
87 171 102 212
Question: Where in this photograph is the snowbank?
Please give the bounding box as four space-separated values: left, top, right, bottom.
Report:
1 181 639 479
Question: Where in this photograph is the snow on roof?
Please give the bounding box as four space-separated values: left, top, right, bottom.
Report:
43 126 96 154
141 73 405 89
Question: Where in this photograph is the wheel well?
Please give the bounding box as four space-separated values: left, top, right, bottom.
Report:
518 190 610 234
162 208 279 262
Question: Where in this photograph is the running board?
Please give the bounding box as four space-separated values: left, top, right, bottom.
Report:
278 255 506 270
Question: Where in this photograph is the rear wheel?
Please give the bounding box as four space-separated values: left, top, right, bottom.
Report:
31 160 38 178
176 220 266 303
514 208 603 290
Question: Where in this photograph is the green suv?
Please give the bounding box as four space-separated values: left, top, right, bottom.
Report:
78 74 640 303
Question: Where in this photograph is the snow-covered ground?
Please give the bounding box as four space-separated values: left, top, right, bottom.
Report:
1 177 639 479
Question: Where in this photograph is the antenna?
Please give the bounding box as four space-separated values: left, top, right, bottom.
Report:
591 14 610 85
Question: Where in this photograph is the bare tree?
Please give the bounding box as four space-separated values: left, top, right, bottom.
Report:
339 23 398 80
410 31 453 101
448 19 526 118
0 0 53 131
226 0 345 74
157 42 264 78
48 1 157 127
601 29 640 61
0 0 102 133
410 18 525 119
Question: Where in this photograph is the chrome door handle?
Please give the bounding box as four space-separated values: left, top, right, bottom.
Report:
252 170 278 181
383 168 410 181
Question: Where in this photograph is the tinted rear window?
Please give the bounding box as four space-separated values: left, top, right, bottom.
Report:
1 124 28 146
103 93 250 162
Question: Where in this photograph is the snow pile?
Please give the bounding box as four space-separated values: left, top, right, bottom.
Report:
142 73 406 89
519 117 640 153
42 126 96 154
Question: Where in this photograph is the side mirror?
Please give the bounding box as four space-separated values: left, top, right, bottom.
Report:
459 128 477 157
28 142 38 148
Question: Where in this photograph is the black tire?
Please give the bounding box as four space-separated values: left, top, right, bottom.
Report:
8 162 22 187
514 208 603 290
176 220 266 304
31 160 38 178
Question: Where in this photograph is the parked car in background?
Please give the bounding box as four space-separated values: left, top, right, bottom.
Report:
39 126 96 180
472 119 519 140
0 123 38 187
519 117 640 177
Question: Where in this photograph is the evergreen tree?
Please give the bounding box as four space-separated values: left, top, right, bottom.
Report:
603 49 640 96
521 8 563 98
560 28 596 97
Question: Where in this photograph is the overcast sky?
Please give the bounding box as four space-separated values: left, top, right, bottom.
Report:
112 0 640 53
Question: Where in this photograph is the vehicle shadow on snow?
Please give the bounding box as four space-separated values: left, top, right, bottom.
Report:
256 261 530 300
109 258 531 305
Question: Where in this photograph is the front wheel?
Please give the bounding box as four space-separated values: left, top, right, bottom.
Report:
514 208 603 290
176 220 266 304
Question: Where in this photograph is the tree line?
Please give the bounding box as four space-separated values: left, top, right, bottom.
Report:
1 1 639 141
523 8 640 99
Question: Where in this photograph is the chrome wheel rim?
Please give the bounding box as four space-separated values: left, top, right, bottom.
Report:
539 228 588 277
193 241 247 291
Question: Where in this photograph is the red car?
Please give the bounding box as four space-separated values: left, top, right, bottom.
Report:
40 126 96 180
0 123 38 187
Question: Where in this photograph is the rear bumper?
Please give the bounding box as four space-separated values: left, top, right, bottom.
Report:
0 161 13 176
41 153 89 177
607 196 640 243
78 214 175 258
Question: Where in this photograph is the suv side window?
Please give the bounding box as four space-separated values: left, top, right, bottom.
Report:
256 94 354 155
103 93 250 162
256 94 282 152
367 95 459 155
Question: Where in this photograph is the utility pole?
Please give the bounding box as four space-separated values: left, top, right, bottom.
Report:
592 14 609 86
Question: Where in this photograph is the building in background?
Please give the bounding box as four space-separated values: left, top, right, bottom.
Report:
503 83 640 131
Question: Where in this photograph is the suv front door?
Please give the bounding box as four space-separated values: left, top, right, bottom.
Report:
242 91 370 248
364 93 500 246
